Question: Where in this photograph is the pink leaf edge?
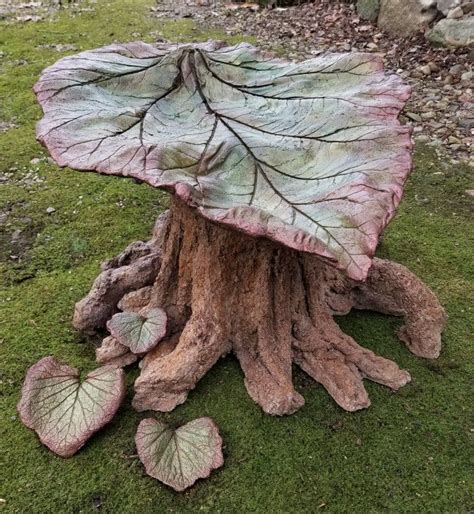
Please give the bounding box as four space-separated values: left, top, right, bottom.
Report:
18 356 126 457
34 40 412 281
135 417 224 491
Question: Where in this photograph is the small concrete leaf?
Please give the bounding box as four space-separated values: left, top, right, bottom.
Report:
135 417 224 491
35 41 412 281
107 308 167 353
18 356 125 457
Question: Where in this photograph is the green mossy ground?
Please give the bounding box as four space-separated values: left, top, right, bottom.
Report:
0 1 472 512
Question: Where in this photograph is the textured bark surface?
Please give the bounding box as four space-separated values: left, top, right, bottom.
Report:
74 199 446 416
73 213 168 334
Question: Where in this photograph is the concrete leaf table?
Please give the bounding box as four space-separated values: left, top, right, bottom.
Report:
35 41 446 416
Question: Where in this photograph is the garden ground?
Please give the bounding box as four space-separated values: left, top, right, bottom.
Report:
0 0 473 512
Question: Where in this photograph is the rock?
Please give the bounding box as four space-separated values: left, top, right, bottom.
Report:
415 135 431 142
419 64 433 75
11 229 22 243
30 157 41 165
465 189 474 198
437 0 461 15
406 112 422 122
459 117 474 129
357 0 380 22
449 64 464 76
421 111 436 120
461 71 473 81
447 6 464 17
378 0 436 36
46 206 55 214
461 1 474 14
427 18 474 48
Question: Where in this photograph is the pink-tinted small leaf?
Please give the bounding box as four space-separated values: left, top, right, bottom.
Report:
18 356 125 457
107 308 167 354
135 417 224 492
35 41 412 280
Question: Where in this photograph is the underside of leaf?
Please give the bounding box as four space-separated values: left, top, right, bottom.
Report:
18 356 125 457
106 308 167 353
135 417 224 491
35 40 411 280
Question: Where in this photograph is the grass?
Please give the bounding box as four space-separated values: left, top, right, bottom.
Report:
0 1 473 512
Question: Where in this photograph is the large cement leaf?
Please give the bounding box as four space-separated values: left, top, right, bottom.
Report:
106 308 167 354
135 417 224 491
18 356 125 457
35 41 412 280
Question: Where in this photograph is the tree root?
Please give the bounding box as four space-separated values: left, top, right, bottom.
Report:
73 212 168 334
96 336 138 368
74 200 446 415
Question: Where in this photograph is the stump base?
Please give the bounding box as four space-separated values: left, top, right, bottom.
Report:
74 199 446 415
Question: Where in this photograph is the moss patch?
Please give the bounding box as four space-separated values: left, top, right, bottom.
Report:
0 1 473 512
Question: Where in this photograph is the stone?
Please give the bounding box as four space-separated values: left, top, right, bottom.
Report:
11 229 22 243
449 64 464 76
447 6 464 17
406 112 422 122
45 206 55 214
459 117 474 129
437 0 461 15
448 135 461 144
461 1 474 14
419 64 433 75
357 0 380 22
427 18 474 48
378 0 437 37
461 71 473 81
415 134 431 142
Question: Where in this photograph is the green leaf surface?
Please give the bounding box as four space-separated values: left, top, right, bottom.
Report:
35 41 412 280
17 357 125 457
106 308 167 354
135 417 224 492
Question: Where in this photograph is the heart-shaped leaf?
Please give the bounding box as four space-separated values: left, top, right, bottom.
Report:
18 356 125 457
135 417 224 491
106 308 167 354
35 41 411 280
